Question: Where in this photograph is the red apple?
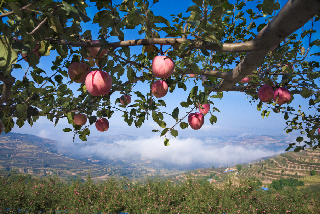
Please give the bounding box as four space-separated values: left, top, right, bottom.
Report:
188 112 204 130
152 56 175 79
120 95 131 105
95 118 109 132
87 40 108 60
85 70 113 96
22 45 40 62
318 128 320 135
241 77 252 83
68 62 91 83
258 85 274 103
274 87 291 105
199 104 210 115
74 114 87 126
151 80 168 98
189 74 197 78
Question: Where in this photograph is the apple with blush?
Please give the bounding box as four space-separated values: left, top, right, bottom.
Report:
95 118 109 132
199 103 210 115
120 94 131 105
151 80 168 98
74 114 87 126
68 62 91 83
85 70 113 96
152 56 175 79
274 87 291 105
188 112 204 130
258 85 274 103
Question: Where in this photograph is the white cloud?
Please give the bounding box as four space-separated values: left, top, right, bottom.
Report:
72 136 279 169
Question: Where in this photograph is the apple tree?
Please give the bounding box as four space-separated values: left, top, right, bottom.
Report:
0 0 320 152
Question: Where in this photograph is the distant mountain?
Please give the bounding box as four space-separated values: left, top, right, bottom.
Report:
0 132 296 185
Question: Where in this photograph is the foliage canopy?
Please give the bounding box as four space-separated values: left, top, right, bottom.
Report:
0 0 320 151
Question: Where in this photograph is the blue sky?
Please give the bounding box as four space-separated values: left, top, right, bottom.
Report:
7 0 320 168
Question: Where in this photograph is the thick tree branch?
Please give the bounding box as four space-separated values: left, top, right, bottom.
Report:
47 38 257 53
217 0 320 92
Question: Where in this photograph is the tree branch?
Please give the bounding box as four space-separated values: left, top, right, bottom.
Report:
217 0 320 92
0 1 40 18
46 37 257 53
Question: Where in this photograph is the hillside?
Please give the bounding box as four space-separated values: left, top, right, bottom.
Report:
162 148 320 188
1 132 316 187
0 133 186 184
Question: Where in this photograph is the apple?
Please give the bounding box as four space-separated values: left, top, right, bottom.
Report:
189 74 197 78
274 87 291 105
68 62 91 83
318 128 320 135
199 103 210 115
22 45 40 62
151 80 168 98
85 70 113 96
74 114 87 126
152 56 175 79
258 85 274 103
95 118 109 132
87 40 108 60
241 77 252 83
120 95 131 105
188 112 204 130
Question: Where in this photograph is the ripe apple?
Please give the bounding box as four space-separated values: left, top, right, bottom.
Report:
258 85 274 103
95 118 109 132
74 114 87 126
22 45 40 62
87 40 108 60
318 128 320 135
68 62 91 83
120 95 131 105
188 112 204 130
241 77 252 83
151 80 168 98
199 103 210 115
274 87 291 105
85 70 113 96
152 56 175 79
189 74 197 78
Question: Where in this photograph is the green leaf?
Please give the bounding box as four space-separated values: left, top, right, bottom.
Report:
158 100 166 107
157 120 166 128
16 118 25 128
172 107 179 121
189 20 200 27
189 86 198 100
300 87 313 98
61 1 91 22
0 36 18 75
209 115 217 124
180 122 188 129
161 128 169 136
200 47 210 56
164 138 170 146
152 129 160 132
180 101 189 107
63 128 72 132
152 111 159 122
127 66 135 81
284 112 289 120
7 2 23 17
296 137 303 143
16 104 28 119
67 112 74 124
170 129 178 137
